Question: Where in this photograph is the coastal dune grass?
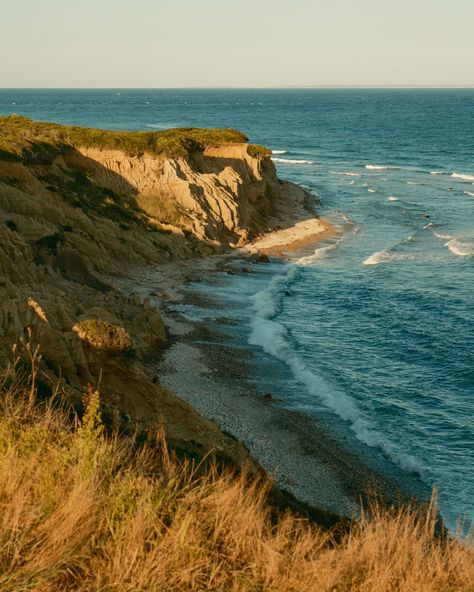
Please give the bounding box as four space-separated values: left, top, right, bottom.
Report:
0 342 473 591
0 115 271 160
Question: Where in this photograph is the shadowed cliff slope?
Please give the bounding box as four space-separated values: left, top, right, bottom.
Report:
0 116 314 465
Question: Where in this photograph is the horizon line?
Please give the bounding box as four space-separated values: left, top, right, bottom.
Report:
1 85 474 90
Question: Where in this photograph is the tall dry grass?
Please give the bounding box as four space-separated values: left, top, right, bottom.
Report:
0 341 473 591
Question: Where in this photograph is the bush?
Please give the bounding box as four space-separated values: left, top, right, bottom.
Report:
73 319 134 353
247 144 272 158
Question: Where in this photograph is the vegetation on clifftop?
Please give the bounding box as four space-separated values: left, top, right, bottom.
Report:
0 115 271 160
0 343 472 591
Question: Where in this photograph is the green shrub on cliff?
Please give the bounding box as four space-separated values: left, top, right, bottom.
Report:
247 143 272 158
0 115 264 160
73 319 134 353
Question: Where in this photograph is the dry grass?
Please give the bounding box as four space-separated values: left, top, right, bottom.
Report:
0 341 473 591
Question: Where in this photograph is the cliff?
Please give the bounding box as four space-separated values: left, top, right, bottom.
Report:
0 116 314 465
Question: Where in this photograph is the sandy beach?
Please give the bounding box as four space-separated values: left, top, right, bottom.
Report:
245 217 336 258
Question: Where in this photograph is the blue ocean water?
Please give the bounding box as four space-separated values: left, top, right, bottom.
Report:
1 89 473 528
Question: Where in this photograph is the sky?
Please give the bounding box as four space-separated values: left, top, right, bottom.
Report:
1 0 473 88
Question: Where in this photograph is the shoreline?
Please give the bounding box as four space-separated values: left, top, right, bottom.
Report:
245 217 337 259
117 217 428 520
157 308 407 518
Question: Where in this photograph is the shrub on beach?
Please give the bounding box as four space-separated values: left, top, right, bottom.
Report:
73 319 134 353
0 343 472 591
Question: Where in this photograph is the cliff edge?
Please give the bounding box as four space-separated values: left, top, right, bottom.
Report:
0 115 315 466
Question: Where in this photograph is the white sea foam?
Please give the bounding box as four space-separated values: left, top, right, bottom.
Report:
271 157 314 165
434 232 473 256
388 196 400 201
295 243 338 266
248 266 426 476
367 188 376 193
329 171 361 177
363 250 410 266
451 173 474 182
430 171 442 175
363 250 388 265
365 164 397 170
434 232 453 240
465 191 474 198
271 149 288 154
407 181 420 185
445 239 473 257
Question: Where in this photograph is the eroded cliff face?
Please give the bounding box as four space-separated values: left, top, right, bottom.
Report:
0 141 312 463
67 143 304 246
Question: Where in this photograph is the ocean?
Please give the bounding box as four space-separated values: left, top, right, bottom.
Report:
1 88 473 529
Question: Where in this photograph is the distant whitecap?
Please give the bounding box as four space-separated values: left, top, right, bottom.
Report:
365 164 398 170
451 172 474 182
445 239 473 257
271 157 314 165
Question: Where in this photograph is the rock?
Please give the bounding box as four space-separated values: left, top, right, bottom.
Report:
255 253 271 263
263 392 275 401
241 267 251 274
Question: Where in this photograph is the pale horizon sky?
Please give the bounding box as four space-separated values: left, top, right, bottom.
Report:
1 0 473 88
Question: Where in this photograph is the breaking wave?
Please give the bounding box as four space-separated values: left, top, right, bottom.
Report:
295 243 338 266
271 149 288 154
271 157 314 165
363 249 410 266
388 196 400 201
434 232 453 240
329 171 361 177
451 173 474 182
435 233 474 256
248 266 426 476
445 239 473 257
365 164 397 171
465 192 474 198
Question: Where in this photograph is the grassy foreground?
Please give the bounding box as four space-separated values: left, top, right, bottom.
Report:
0 115 270 161
1 343 473 592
